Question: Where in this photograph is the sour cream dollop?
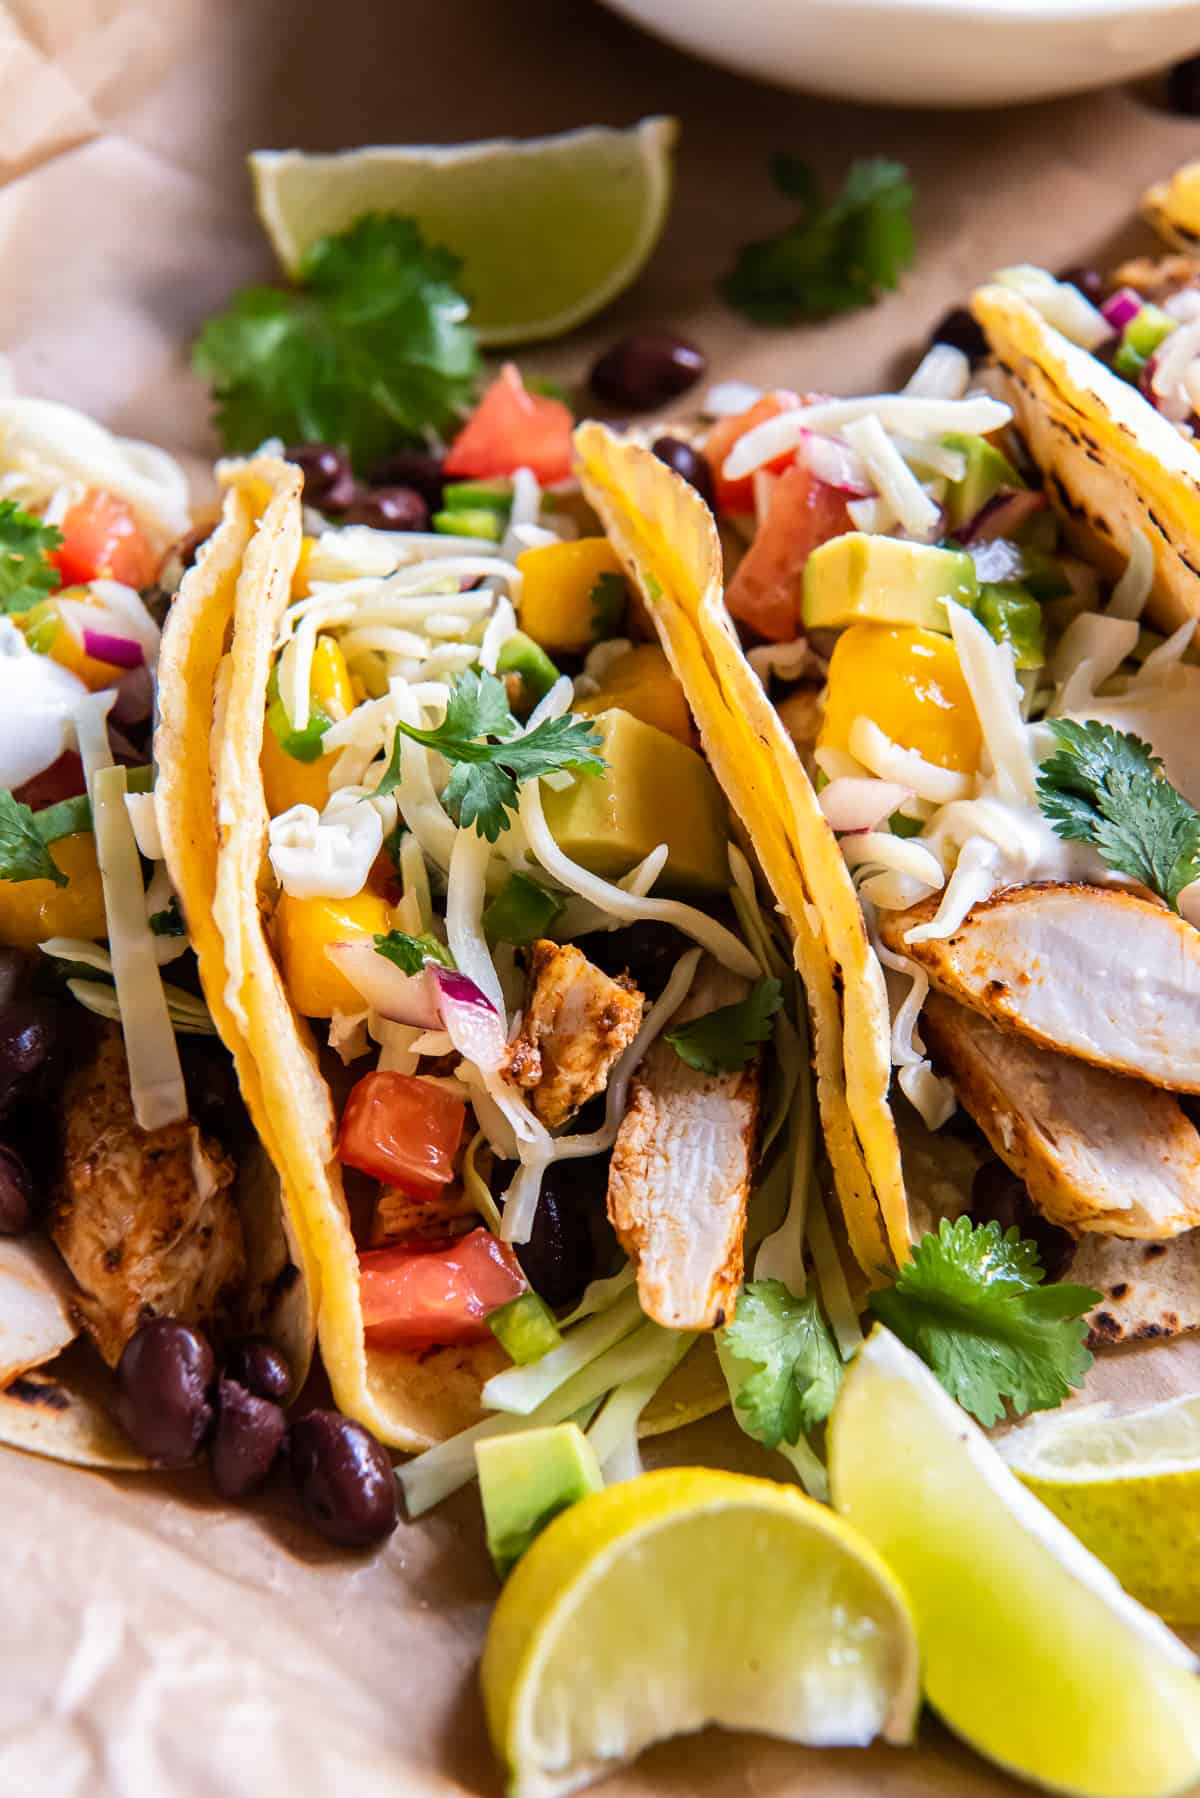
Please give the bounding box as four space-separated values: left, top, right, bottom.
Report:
0 619 86 789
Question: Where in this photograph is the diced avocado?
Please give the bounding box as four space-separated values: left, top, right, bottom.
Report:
475 1423 603 1578
487 1291 563 1364
802 533 978 634
975 583 1045 669
968 538 1070 600
942 432 1025 534
541 708 730 896
496 631 560 705
1125 302 1175 360
432 507 501 541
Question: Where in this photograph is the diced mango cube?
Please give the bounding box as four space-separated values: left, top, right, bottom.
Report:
272 888 393 1019
0 833 107 949
818 623 981 773
575 644 693 745
515 537 625 655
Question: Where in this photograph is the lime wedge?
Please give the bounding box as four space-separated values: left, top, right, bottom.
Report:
250 119 678 347
1000 1394 1200 1624
481 1466 918 1798
830 1327 1200 1798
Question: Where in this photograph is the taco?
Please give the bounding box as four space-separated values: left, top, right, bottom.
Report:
202 386 856 1478
644 231 1200 1358
0 386 314 1470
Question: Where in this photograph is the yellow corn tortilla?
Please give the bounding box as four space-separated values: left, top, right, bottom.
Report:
576 423 905 1283
972 282 1200 632
0 1348 149 1472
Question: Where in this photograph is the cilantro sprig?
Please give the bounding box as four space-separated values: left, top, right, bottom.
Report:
0 792 67 886
869 1217 1099 1427
193 215 480 470
721 155 915 325
388 669 605 842
666 977 782 1074
1036 719 1200 910
0 501 63 615
720 1280 842 1448
374 929 455 975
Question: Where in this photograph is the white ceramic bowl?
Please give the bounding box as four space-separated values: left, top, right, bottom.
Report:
598 0 1200 108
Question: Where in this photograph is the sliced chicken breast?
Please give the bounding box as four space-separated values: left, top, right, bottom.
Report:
607 967 760 1330
504 939 643 1129
883 883 1200 1092
922 991 1200 1239
52 1025 243 1365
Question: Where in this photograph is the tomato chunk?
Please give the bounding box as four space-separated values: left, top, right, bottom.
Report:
359 1228 526 1350
444 363 574 485
725 462 853 642
338 1071 466 1202
704 391 802 516
51 490 158 589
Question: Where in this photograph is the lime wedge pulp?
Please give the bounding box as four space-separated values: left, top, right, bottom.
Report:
480 1465 919 1798
830 1326 1200 1798
251 119 678 347
1000 1393 1200 1624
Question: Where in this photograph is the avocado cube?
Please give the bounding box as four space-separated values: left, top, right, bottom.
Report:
942 432 1025 534
475 1423 603 1578
496 631 561 704
802 533 978 634
541 707 730 896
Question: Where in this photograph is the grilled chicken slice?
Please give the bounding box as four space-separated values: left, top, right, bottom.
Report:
52 1025 243 1365
607 968 760 1330
504 939 644 1128
922 992 1200 1239
883 883 1200 1093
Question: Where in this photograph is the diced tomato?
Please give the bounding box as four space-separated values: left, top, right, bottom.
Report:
338 1070 466 1203
444 363 574 485
358 1228 526 1350
51 490 158 590
704 390 802 516
725 461 854 643
12 750 86 811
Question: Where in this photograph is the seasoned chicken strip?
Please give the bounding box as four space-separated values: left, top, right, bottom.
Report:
883 883 1200 1093
504 939 643 1128
607 969 760 1330
52 1025 242 1364
922 992 1200 1240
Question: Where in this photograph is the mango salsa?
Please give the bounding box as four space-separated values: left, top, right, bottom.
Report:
515 538 625 655
575 645 693 745
272 888 392 1018
0 833 107 949
818 623 981 773
22 596 129 691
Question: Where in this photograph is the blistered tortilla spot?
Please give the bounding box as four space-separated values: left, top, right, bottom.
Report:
1145 1242 1170 1259
1109 1282 1130 1299
5 1376 70 1411
1090 1310 1123 1342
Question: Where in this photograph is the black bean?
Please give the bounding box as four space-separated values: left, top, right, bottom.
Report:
0 950 31 1010
178 1038 244 1141
651 436 715 509
1056 265 1104 307
1167 55 1200 115
210 1377 286 1499
340 486 429 532
573 920 691 1000
970 1160 1073 1281
929 306 987 368
115 1319 215 1466
514 1159 605 1310
366 449 446 511
590 333 706 411
110 665 155 728
288 1410 397 1547
0 999 66 1116
0 1145 33 1235
285 443 357 513
224 1337 292 1405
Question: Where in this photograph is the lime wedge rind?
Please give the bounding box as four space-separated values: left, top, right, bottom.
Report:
250 118 678 346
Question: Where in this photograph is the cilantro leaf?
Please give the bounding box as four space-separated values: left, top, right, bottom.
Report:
374 929 455 974
392 669 605 842
0 792 67 886
666 977 782 1074
193 214 480 471
869 1217 1099 1427
720 1280 842 1448
375 729 405 799
1036 718 1200 909
0 501 63 615
721 156 915 325
590 571 628 641
149 896 186 937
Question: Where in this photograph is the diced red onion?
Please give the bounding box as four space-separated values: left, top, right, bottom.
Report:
1101 287 1142 332
81 628 144 669
325 942 443 1028
797 430 873 496
430 966 506 1067
959 488 1047 544
818 777 914 834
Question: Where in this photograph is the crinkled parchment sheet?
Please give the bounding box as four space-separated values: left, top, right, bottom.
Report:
3 2 1200 1792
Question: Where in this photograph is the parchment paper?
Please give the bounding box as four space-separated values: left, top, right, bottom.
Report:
4 3 1200 1792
